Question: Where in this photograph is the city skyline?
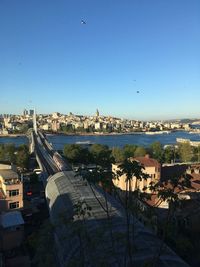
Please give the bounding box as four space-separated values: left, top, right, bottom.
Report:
0 0 199 120
1 108 200 122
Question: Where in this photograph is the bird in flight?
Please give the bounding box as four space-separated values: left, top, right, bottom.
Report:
136 91 140 94
81 20 86 25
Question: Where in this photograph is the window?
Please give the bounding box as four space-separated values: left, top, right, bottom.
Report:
9 202 19 209
9 189 19 197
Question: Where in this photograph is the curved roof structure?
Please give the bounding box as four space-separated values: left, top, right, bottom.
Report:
46 171 189 267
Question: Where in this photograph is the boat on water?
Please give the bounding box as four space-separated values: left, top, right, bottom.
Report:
189 130 200 134
145 131 170 135
75 141 94 146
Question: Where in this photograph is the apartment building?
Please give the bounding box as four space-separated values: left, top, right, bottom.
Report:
112 155 161 193
0 163 23 212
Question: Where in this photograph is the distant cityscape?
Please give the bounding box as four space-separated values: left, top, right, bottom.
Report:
1 108 200 136
0 0 199 265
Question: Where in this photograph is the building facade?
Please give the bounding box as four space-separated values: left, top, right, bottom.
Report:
0 164 23 212
112 155 161 193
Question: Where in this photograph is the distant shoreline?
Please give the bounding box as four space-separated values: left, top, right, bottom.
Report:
46 131 177 137
1 130 199 149
46 130 190 137
0 134 26 138
0 129 189 138
46 131 146 137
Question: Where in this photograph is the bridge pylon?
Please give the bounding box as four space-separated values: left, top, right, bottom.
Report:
33 108 37 134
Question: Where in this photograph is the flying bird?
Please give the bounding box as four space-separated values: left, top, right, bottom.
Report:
136 91 140 94
81 20 86 25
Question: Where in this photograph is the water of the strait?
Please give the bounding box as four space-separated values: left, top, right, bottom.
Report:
1 131 200 150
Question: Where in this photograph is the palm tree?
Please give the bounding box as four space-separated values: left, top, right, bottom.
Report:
116 158 149 265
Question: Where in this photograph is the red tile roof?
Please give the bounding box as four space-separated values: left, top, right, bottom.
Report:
133 156 160 168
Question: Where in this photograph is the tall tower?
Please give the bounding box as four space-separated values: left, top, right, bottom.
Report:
33 108 37 134
96 109 99 117
23 109 28 116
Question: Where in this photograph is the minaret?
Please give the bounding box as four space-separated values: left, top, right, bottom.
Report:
96 109 99 117
33 108 37 134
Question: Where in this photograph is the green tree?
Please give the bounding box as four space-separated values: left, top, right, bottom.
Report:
150 141 163 162
14 144 29 169
0 144 17 163
19 123 29 133
4 144 16 163
16 149 29 169
123 144 137 159
63 144 83 163
18 144 29 153
134 146 146 157
80 147 94 165
192 145 200 162
0 145 4 161
117 158 149 265
60 124 75 133
178 142 193 162
111 147 125 163
90 144 112 167
163 146 175 163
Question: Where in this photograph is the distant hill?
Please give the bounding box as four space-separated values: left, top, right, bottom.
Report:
180 118 200 123
164 118 200 123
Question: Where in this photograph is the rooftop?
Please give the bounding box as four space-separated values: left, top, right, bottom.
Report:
0 170 19 180
0 211 24 228
134 155 160 168
0 162 12 170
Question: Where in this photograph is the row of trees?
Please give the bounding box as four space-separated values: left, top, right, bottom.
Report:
63 141 199 165
0 143 29 169
63 143 112 167
113 142 200 163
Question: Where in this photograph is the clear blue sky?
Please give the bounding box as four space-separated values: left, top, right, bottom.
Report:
0 0 199 120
